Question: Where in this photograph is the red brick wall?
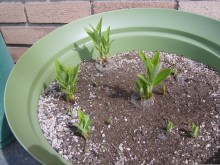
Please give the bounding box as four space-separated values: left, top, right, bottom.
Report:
0 0 219 62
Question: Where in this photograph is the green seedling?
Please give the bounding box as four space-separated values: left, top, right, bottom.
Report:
162 84 166 96
173 68 178 77
106 116 113 125
136 51 171 99
190 123 199 138
100 144 106 152
166 121 175 132
68 106 75 118
68 107 72 116
74 108 92 139
55 59 79 103
85 18 112 65
92 80 99 87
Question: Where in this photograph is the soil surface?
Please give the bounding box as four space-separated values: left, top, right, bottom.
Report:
38 51 220 165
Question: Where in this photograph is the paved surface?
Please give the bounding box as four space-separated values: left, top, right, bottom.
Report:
0 140 40 165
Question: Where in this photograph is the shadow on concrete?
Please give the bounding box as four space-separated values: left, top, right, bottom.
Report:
0 140 40 165
29 145 66 165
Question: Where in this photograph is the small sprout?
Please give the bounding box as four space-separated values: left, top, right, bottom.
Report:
106 116 113 125
190 123 199 138
136 51 171 99
173 68 178 77
55 59 79 103
68 107 72 116
92 80 99 87
100 144 106 152
162 84 166 95
85 18 113 65
74 108 92 139
166 121 175 132
68 107 75 118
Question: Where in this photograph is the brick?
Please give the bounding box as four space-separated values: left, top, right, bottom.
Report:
1 26 55 45
93 1 175 14
25 2 91 23
8 47 29 63
179 1 220 20
0 3 26 23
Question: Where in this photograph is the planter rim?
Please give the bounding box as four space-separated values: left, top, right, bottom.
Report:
4 8 220 165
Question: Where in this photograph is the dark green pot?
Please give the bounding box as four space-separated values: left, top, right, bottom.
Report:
4 9 220 164
0 33 15 149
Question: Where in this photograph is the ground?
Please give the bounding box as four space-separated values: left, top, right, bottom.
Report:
38 51 220 165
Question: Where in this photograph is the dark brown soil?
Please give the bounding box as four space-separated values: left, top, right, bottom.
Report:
38 51 220 165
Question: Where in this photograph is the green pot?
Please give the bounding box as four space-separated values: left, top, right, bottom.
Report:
0 33 15 149
4 9 220 164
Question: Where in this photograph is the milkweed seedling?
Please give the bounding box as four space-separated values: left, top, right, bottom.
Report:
190 123 199 138
55 59 79 103
106 116 113 125
74 108 92 139
68 107 72 116
92 80 99 87
85 18 113 65
136 51 171 99
166 121 175 132
173 68 178 77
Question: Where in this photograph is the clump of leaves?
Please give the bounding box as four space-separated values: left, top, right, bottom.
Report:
190 123 199 138
136 51 171 99
74 108 92 139
166 121 175 132
55 59 79 103
85 18 112 65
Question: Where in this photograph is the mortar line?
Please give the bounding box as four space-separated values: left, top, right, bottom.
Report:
174 0 179 10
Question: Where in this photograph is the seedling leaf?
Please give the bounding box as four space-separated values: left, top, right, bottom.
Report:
153 68 171 87
190 123 199 138
85 18 112 65
136 51 171 100
151 51 160 66
166 121 175 132
74 108 92 139
54 59 79 103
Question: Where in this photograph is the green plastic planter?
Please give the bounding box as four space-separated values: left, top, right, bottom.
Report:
4 9 220 164
0 33 15 149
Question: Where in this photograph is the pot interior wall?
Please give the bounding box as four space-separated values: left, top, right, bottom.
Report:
4 9 220 165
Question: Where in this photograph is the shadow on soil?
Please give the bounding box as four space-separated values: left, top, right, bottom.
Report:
67 124 84 139
205 148 220 164
104 85 134 100
178 128 191 138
